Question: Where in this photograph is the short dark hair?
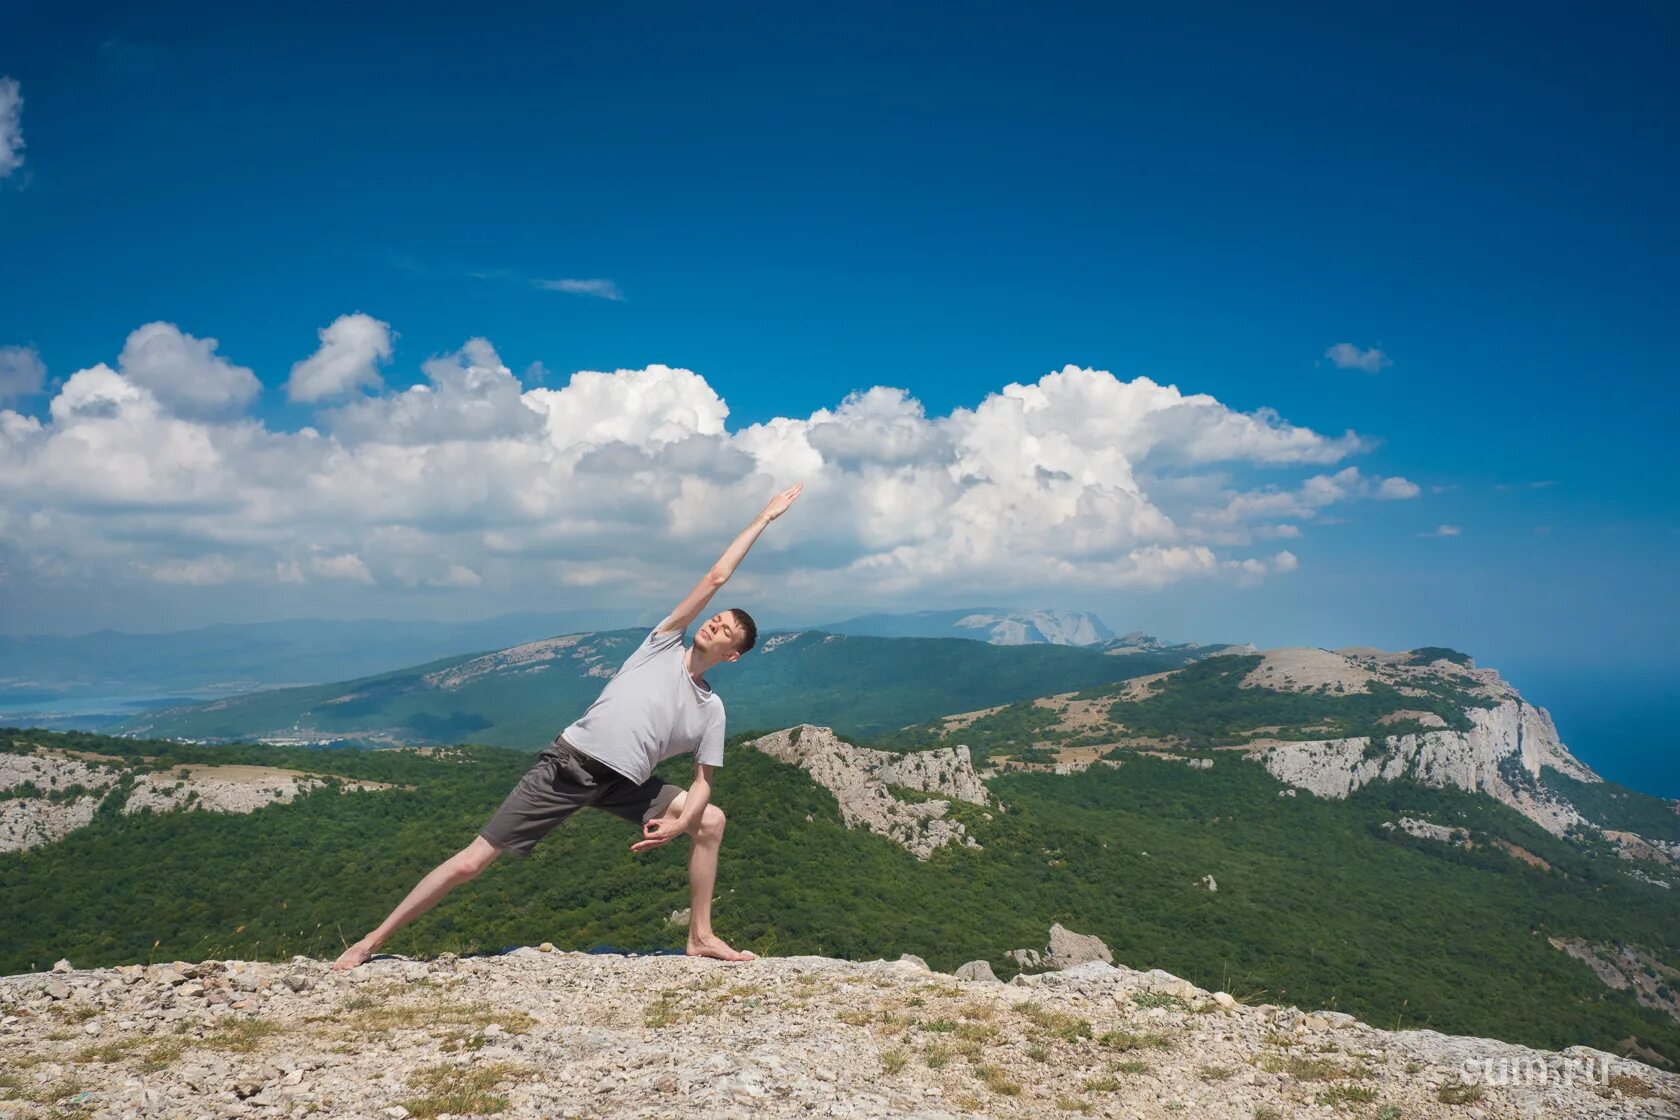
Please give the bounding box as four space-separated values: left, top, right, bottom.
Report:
729 608 758 654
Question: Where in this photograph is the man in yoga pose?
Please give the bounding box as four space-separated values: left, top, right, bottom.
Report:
332 482 803 970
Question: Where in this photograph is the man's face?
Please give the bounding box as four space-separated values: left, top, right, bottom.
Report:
696 611 742 661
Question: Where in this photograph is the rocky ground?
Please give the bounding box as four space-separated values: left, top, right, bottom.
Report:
3 949 1676 1120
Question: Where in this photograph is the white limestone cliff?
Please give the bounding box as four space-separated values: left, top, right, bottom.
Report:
748 725 987 860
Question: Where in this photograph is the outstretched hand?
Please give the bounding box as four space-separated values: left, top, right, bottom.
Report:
630 815 682 853
760 482 803 523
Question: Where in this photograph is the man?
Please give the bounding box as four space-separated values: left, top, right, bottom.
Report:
332 482 803 970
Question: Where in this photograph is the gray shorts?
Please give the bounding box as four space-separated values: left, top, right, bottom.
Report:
479 738 683 857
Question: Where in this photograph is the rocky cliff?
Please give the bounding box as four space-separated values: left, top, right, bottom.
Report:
1248 696 1594 836
748 725 988 859
3 948 1674 1119
0 747 394 853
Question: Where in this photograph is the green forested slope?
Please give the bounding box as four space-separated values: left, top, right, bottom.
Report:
2 727 1677 1068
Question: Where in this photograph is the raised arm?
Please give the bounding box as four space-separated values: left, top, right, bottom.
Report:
655 482 803 635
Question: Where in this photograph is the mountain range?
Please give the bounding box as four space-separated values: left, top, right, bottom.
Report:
4 622 1678 1073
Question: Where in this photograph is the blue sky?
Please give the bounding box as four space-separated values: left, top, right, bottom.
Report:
0 1 1676 703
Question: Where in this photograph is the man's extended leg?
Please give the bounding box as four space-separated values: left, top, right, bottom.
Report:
331 836 502 970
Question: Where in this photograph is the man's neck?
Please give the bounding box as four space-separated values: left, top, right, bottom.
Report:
685 643 725 681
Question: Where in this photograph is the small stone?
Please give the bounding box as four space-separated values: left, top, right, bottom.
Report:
482 1023 507 1038
51 958 73 973
538 942 556 952
1213 991 1238 1009
82 1019 101 1035
282 974 311 993
45 979 70 1000
231 973 259 993
382 1108 409 1119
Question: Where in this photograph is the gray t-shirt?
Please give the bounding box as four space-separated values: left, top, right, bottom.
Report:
561 628 726 784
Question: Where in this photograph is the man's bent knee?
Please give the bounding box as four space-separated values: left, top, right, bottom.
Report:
697 805 726 841
453 836 501 876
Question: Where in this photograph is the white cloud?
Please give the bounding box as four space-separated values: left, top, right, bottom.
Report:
117 322 260 417
311 553 375 583
429 564 482 588
142 555 240 585
326 338 542 444
0 77 22 179
0 345 45 400
0 332 1414 611
1377 476 1420 500
535 278 624 301
1420 525 1462 538
287 313 393 402
1324 342 1391 373
1195 466 1420 538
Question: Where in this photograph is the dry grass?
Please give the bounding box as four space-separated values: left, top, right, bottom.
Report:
200 1017 285 1053
349 997 536 1037
1608 1072 1653 1098
1258 1053 1371 1082
1133 991 1189 1011
972 1065 1021 1095
923 1043 952 1069
1436 1081 1485 1104
1017 1001 1092 1041
880 1048 909 1074
398 1062 534 1120
1098 1029 1174 1052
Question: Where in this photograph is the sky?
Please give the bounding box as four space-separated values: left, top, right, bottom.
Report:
1 2 1676 696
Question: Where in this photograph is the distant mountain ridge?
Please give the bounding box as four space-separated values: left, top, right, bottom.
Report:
0 611 637 703
819 608 1119 645
117 630 1204 748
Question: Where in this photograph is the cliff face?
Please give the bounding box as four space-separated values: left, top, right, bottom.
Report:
0 748 394 853
3 949 1674 1120
748 724 988 859
1248 695 1598 837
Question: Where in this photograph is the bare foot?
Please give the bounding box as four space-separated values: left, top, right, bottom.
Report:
686 935 756 962
332 938 378 971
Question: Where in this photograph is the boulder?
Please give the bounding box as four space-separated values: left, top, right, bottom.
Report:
897 954 930 971
954 960 1000 984
1045 923 1113 969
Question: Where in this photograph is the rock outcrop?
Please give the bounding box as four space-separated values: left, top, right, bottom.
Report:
1248 697 1597 837
3 950 1673 1119
1045 923 1114 969
748 725 987 860
0 748 393 853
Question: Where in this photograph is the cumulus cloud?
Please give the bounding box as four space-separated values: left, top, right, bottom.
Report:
0 77 22 179
326 338 542 444
1193 466 1420 539
1324 342 1391 373
117 322 260 417
535 278 624 301
0 332 1409 604
0 345 45 401
287 313 393 402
